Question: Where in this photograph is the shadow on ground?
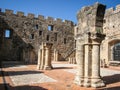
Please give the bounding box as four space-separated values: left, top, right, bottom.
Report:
2 70 43 76
99 74 120 90
0 83 48 90
53 67 73 69
99 86 120 90
102 74 120 84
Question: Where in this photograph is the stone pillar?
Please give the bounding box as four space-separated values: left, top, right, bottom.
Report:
37 46 42 69
37 42 53 70
40 43 45 70
68 57 71 64
44 46 52 70
54 49 58 61
74 38 84 86
84 44 91 87
91 41 105 88
75 2 106 88
54 49 56 61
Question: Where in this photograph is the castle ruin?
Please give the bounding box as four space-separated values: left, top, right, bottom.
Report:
0 9 75 63
0 2 120 88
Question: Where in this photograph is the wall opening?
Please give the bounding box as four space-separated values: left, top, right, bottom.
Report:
46 35 49 41
64 38 66 44
39 31 42 36
48 25 54 31
109 40 120 62
5 29 11 38
30 34 34 39
54 33 57 41
35 24 39 29
113 43 120 61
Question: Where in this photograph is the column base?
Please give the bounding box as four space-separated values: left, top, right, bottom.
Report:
40 65 44 70
91 78 105 88
83 78 91 87
74 76 84 86
44 65 52 70
37 65 40 70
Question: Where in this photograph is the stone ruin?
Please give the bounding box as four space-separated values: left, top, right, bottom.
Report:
37 42 53 70
1 2 120 88
0 8 75 63
74 3 106 88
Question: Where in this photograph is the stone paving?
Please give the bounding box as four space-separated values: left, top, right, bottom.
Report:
10 73 57 86
64 68 120 77
2 61 57 86
0 61 120 90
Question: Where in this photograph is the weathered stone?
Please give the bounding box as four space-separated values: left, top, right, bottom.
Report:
75 3 106 88
37 42 53 70
0 9 74 63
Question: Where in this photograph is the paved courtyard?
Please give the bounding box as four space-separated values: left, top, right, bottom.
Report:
0 61 120 90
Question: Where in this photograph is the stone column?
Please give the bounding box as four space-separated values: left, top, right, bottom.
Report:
37 47 42 69
84 44 90 87
40 43 45 70
74 38 84 86
56 50 58 61
91 41 105 88
37 42 53 70
68 57 71 64
54 49 56 61
54 49 58 61
44 46 52 70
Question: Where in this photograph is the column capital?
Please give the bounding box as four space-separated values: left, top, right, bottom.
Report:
90 33 106 44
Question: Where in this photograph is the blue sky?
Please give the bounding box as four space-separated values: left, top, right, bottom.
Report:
0 0 120 23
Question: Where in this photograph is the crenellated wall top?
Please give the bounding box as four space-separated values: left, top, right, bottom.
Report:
105 4 120 16
0 8 74 25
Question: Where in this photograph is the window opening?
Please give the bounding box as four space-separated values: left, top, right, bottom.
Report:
48 25 53 31
39 31 42 36
54 33 57 41
113 43 120 61
64 38 66 44
46 35 49 41
30 34 34 39
35 24 38 29
5 29 10 38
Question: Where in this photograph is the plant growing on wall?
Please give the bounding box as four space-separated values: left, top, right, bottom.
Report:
96 28 102 33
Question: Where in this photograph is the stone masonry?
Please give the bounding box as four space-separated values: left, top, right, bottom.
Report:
74 3 120 66
0 1 120 88
1 3 120 65
74 3 106 88
0 9 74 63
101 4 120 66
37 42 53 70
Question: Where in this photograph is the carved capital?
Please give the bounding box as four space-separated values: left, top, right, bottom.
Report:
90 33 106 44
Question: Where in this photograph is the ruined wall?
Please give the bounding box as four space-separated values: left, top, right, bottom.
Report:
0 9 75 63
101 4 120 64
103 4 120 37
76 3 106 34
75 3 120 65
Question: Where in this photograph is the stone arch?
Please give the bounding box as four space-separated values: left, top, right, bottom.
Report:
108 39 120 62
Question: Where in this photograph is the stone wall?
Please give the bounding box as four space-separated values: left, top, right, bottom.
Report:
74 3 106 88
76 3 105 34
0 9 75 63
101 4 120 65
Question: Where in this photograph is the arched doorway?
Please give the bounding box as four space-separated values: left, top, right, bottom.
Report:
108 39 120 61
